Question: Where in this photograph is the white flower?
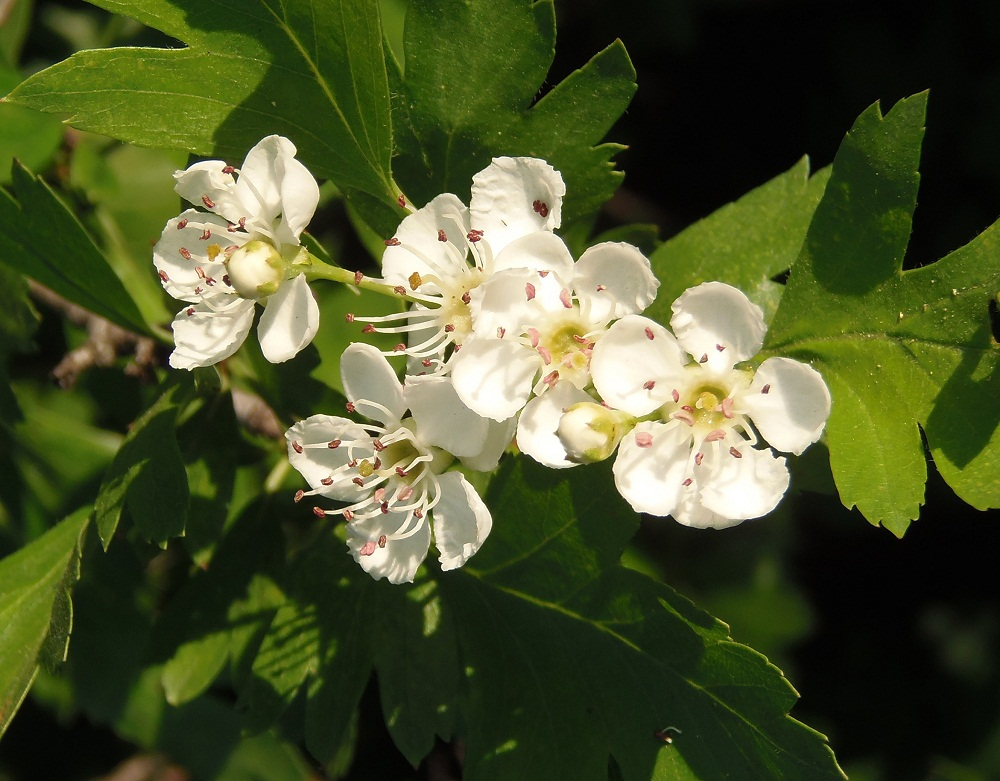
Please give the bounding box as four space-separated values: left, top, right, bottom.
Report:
587 281 832 528
449 241 659 422
285 343 511 584
153 135 321 369
347 157 571 372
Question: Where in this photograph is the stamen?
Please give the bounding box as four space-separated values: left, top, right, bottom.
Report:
525 283 536 301
596 284 607 292
393 343 406 352
671 389 680 403
384 237 401 246
352 477 365 487
292 441 303 454
394 285 406 295
461 291 471 304
643 380 656 390
537 346 552 365
729 447 743 459
438 229 448 242
313 506 327 518
720 397 735 419
346 401 356 413
497 327 506 338
362 324 376 334
409 272 423 290
635 432 653 448
359 540 376 556
682 478 693 486
354 270 364 284
762 384 771 394
177 219 188 230
346 313 355 323
645 327 655 340
716 344 725 352
179 247 192 260
560 289 573 308
397 194 407 208
699 354 709 364
202 195 216 209
467 229 484 243
532 199 549 218
704 430 727 442
294 490 304 503
527 328 540 348
542 370 559 388
694 452 704 466
321 477 334 486
158 270 169 282
378 534 388 548
222 165 235 174
200 229 212 240
672 409 695 426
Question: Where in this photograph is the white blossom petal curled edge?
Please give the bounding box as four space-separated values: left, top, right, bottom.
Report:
590 281 831 529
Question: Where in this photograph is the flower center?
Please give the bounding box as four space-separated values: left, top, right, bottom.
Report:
535 314 595 388
225 239 285 299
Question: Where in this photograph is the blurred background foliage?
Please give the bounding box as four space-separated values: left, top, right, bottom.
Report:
0 0 998 779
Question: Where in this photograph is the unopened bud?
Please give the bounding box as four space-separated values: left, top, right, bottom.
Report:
556 402 630 464
225 240 286 299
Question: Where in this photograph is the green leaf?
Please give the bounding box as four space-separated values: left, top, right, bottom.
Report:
0 63 64 182
765 92 1000 533
0 507 88 739
390 0 636 228
0 161 151 335
5 0 399 208
647 157 830 325
233 461 843 778
94 378 193 547
0 0 34 66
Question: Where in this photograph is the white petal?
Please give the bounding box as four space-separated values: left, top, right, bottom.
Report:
232 135 292 228
275 143 320 243
670 490 739 530
491 231 575 282
697 445 789 524
574 242 659 323
470 267 563 339
670 282 766 372
459 415 517 472
340 342 405 425
173 161 243 223
382 193 470 291
450 339 540 421
432 472 492 571
257 274 319 363
153 211 240 301
470 157 566 254
403 375 488 458
285 415 373 503
168 298 254 369
516 382 592 469
346 512 430 584
590 315 687 417
741 357 831 455
613 422 691 516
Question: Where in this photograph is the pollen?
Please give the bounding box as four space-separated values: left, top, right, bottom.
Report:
206 243 223 262
358 459 375 477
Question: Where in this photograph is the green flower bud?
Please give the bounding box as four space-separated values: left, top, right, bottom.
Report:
226 240 286 299
557 402 631 464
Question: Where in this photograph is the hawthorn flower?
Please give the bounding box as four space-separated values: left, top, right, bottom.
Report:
286 343 511 584
348 157 571 372
449 241 659 422
584 281 831 528
153 135 321 369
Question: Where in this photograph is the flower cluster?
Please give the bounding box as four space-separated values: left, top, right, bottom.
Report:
152 138 831 582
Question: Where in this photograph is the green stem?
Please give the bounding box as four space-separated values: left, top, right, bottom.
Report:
298 253 426 305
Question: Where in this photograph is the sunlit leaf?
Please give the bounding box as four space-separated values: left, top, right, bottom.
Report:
765 92 1000 533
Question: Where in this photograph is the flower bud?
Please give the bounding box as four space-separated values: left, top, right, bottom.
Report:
226 240 286 299
557 402 630 464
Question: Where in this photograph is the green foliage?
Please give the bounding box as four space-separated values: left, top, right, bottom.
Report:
4 0 401 228
0 507 88 739
390 0 636 229
0 161 151 336
156 460 844 780
0 64 63 184
94 378 194 547
765 93 1000 534
648 157 830 324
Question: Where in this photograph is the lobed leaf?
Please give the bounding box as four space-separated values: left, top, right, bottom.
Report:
217 460 843 779
4 0 401 227
0 507 88 739
390 0 636 228
765 92 1000 533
